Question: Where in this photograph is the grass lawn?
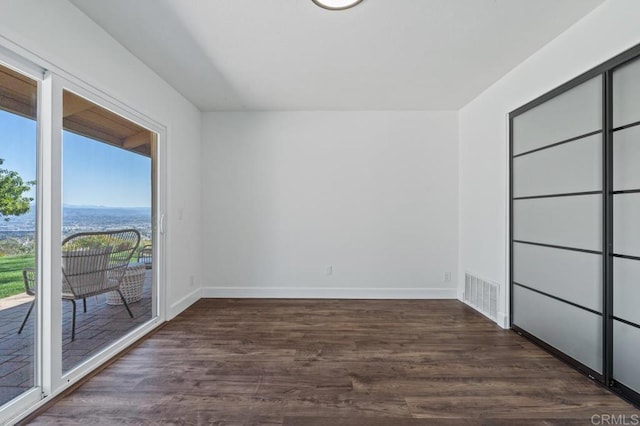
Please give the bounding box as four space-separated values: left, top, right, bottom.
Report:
0 254 35 298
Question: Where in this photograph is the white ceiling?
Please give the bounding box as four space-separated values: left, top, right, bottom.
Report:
70 0 604 111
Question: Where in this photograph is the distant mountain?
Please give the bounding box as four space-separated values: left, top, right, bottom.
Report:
63 204 151 211
63 206 151 217
0 205 152 240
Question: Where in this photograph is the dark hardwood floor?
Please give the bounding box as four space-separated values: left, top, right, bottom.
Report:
27 299 640 425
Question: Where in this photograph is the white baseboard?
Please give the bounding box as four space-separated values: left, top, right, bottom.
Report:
497 312 509 329
201 286 457 299
168 288 201 319
458 297 510 329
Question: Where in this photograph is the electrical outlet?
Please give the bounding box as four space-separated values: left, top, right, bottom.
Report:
326 266 333 276
444 272 452 282
189 275 195 287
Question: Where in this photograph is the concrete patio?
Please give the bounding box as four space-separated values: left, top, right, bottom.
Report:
0 270 152 406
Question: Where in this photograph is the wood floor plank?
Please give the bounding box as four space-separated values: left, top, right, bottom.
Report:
406 394 640 419
282 417 591 426
25 299 640 425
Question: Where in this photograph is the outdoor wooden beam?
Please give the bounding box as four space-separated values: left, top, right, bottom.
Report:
0 68 35 99
63 119 123 148
0 68 37 119
0 91 35 119
123 130 150 149
62 91 94 117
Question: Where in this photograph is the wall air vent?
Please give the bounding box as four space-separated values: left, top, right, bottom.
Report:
464 272 499 322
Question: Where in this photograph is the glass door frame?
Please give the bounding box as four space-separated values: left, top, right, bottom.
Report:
0 42 168 424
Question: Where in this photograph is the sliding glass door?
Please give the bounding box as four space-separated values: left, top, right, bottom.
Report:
0 47 165 422
58 82 161 375
0 58 41 413
60 89 158 374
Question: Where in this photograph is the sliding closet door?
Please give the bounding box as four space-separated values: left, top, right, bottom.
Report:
611 57 640 395
511 76 604 376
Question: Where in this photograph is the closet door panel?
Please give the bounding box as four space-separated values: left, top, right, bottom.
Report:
612 56 640 399
513 195 602 251
513 76 601 155
513 242 602 312
613 258 640 326
512 75 604 381
512 47 640 405
513 133 601 198
513 286 602 373
613 125 640 191
613 57 640 128
613 321 640 393
613 194 640 257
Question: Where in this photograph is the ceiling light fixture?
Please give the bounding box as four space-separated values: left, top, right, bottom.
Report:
312 0 364 11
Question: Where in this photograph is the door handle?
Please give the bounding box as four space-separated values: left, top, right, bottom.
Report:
159 213 166 234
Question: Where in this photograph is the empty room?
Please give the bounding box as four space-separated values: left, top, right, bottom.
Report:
0 0 639 424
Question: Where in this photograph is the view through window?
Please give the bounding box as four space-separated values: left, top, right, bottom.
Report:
60 90 155 373
0 54 162 418
0 63 38 407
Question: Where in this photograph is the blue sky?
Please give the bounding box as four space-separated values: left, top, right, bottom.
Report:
0 109 151 208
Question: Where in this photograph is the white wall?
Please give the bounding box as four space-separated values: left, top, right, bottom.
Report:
458 0 640 328
0 0 203 318
202 111 458 298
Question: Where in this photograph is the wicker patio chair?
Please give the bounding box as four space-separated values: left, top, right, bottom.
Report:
137 244 153 269
62 229 140 340
17 268 35 334
18 269 91 335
